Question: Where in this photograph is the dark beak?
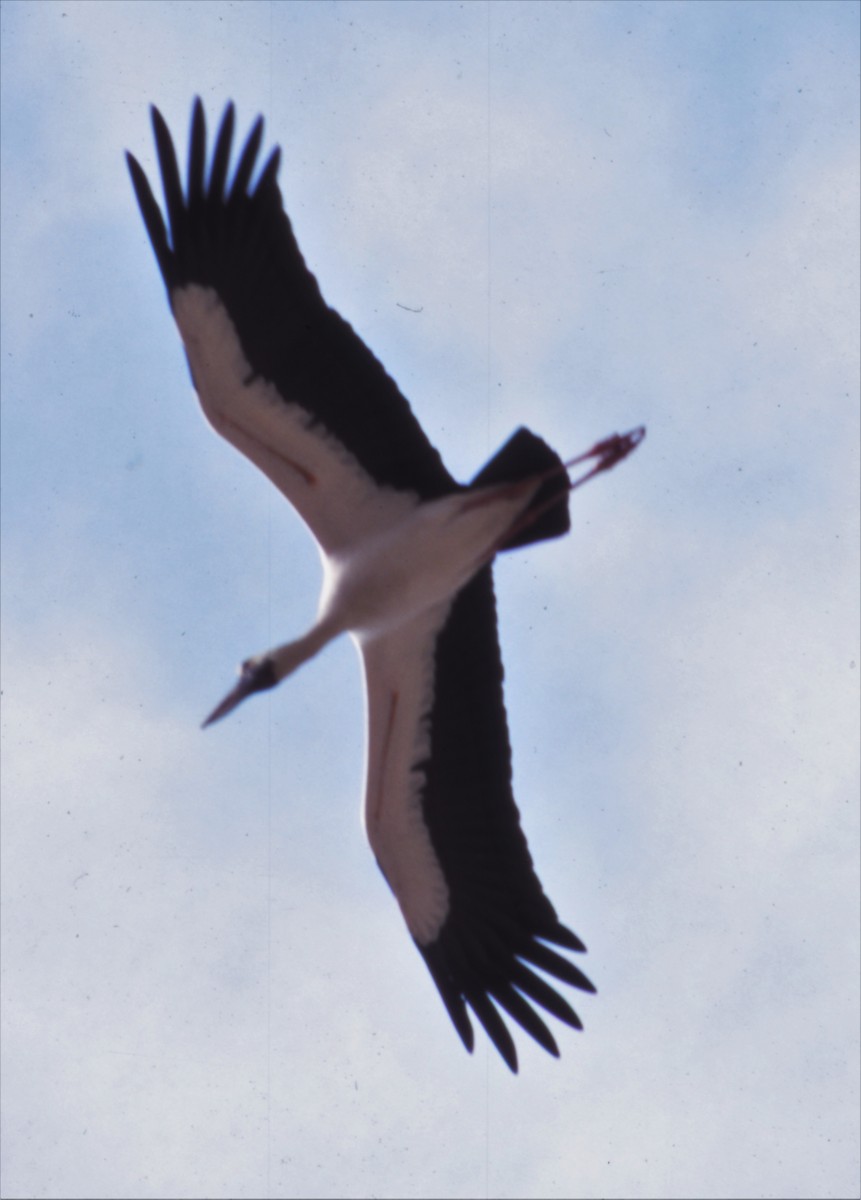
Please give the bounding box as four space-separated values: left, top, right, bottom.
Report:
201 657 277 729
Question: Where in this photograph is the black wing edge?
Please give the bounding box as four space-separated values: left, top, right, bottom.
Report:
125 99 278 298
417 920 594 1074
125 98 454 498
416 569 595 1073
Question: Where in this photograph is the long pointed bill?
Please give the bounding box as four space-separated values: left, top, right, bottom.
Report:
201 679 255 729
201 657 277 729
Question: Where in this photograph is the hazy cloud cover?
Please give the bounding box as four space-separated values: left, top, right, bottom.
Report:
1 2 858 1198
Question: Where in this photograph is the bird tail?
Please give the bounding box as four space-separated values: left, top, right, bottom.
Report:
469 427 571 551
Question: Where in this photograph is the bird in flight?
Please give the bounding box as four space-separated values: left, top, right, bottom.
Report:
127 99 644 1073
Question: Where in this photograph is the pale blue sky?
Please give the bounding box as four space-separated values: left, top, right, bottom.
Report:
1 2 859 1198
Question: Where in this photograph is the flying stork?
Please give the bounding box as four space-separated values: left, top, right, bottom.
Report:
127 99 644 1073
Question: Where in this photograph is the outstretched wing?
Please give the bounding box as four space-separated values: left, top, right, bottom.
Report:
126 99 454 552
360 567 594 1073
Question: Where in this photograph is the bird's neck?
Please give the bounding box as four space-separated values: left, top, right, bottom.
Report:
268 613 342 683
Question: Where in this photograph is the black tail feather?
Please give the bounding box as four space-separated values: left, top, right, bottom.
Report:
470 427 571 551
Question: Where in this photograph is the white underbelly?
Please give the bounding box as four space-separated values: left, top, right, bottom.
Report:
322 484 538 642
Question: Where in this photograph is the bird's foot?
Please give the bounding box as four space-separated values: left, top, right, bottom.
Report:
564 426 646 492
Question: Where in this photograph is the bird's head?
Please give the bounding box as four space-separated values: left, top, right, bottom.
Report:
201 654 278 728
201 631 327 729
